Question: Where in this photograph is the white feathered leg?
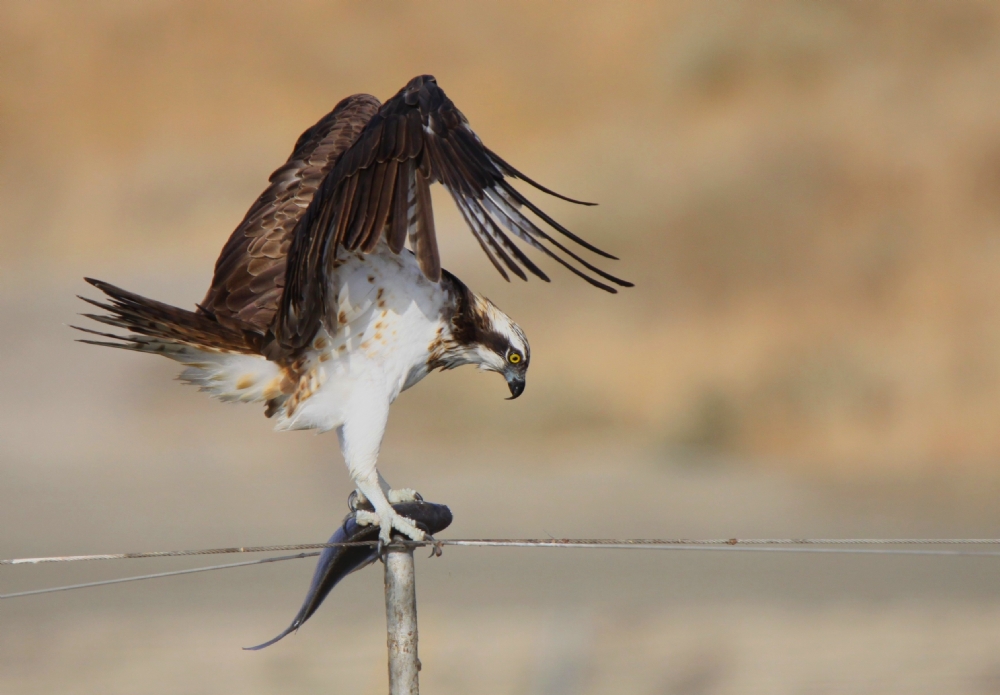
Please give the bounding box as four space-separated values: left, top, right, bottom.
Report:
337 385 425 544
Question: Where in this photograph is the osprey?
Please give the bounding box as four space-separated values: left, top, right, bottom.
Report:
78 75 630 543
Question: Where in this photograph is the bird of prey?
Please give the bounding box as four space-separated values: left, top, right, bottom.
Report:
77 75 630 543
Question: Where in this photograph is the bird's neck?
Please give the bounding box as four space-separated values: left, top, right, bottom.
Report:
426 272 489 372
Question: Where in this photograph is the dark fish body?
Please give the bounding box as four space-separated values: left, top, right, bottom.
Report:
246 501 452 650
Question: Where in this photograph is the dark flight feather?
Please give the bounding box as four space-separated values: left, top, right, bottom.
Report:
131 75 628 357
76 278 263 354
276 75 630 352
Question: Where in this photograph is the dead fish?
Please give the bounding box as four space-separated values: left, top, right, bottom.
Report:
245 500 452 650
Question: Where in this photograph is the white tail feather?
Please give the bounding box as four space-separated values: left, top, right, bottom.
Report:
124 337 283 404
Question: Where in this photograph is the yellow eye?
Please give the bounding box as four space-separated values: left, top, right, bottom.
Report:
508 352 522 364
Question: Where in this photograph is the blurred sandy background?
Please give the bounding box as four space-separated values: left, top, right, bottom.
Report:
4 1 1000 693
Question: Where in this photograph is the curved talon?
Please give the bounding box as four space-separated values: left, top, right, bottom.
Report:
349 489 375 513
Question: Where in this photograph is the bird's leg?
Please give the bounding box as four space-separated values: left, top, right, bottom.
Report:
337 400 425 545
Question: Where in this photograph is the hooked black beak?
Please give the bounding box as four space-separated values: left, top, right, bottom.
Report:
506 376 526 400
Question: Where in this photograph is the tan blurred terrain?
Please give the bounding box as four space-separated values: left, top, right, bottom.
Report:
4 2 1000 694
4 0 1000 470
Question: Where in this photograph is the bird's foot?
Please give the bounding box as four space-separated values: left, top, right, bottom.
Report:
354 507 427 545
349 487 423 511
387 488 423 504
348 489 368 512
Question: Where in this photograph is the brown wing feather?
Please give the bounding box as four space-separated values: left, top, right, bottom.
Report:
199 94 381 334
278 75 632 352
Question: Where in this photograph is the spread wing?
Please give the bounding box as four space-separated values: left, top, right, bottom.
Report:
199 94 382 333
278 74 631 351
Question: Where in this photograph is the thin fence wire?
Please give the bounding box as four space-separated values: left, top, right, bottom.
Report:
6 538 1000 566
6 538 1000 600
1 553 320 599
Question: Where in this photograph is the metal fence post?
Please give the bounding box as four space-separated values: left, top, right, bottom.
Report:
384 544 420 695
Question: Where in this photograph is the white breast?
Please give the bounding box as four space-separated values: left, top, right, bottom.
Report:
272 244 451 432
